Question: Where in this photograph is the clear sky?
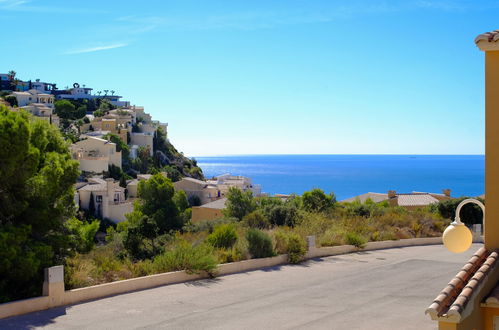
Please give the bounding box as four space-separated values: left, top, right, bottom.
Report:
1 0 495 156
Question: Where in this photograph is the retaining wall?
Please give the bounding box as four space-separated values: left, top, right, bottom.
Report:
0 236 476 320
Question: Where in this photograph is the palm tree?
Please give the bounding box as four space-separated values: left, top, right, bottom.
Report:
110 90 115 95
8 70 18 90
97 91 102 96
103 89 109 96
7 70 16 80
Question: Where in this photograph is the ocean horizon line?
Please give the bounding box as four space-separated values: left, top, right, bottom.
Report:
191 153 485 158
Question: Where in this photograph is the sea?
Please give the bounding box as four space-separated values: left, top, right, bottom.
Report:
195 155 485 201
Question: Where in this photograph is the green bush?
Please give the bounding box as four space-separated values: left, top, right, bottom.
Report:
273 230 289 254
345 232 367 248
265 204 300 227
286 233 307 264
246 229 274 258
243 210 270 229
206 224 238 249
153 240 218 276
272 230 306 263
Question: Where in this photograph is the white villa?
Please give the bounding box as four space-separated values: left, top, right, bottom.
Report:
208 174 262 197
71 137 122 173
55 84 130 108
12 89 54 108
174 174 262 206
76 178 132 223
21 103 60 127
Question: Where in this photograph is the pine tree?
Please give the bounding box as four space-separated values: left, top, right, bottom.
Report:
88 192 95 217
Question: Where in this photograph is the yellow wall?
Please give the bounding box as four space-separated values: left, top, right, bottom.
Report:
485 51 499 250
191 207 223 223
483 307 499 330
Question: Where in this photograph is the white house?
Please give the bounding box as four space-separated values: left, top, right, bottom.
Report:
207 174 262 197
130 132 154 156
56 84 130 107
71 136 122 173
21 103 60 127
76 178 133 223
30 79 56 93
12 89 54 108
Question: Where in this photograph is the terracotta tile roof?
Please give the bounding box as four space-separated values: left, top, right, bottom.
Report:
475 30 499 44
426 248 498 321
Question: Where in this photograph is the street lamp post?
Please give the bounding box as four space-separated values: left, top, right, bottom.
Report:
442 198 485 253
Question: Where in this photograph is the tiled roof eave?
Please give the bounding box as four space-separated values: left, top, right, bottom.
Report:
426 248 498 323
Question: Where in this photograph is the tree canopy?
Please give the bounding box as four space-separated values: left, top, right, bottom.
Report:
301 188 336 213
224 187 257 220
0 105 80 302
122 174 190 259
54 99 85 120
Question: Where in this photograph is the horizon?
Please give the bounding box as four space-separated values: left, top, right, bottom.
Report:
192 153 486 157
2 0 496 155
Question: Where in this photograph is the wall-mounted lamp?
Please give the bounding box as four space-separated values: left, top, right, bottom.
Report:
442 198 485 253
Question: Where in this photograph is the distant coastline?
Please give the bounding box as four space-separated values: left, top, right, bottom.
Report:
196 154 485 200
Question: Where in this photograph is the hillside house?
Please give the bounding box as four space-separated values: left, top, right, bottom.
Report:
174 177 221 205
21 103 60 126
76 178 132 223
207 174 262 197
71 137 121 173
12 89 54 107
341 190 452 209
191 198 227 222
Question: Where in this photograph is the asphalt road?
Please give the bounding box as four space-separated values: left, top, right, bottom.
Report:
0 244 481 330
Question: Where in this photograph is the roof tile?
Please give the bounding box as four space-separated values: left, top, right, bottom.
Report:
426 247 493 321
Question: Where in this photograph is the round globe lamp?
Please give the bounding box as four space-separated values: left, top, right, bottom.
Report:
442 223 472 253
442 198 485 254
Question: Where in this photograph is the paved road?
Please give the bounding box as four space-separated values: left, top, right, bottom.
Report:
0 244 481 330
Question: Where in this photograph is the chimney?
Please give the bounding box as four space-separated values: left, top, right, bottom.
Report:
442 189 451 197
106 178 114 199
388 190 397 198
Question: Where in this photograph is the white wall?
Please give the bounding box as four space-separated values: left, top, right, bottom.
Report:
130 133 154 156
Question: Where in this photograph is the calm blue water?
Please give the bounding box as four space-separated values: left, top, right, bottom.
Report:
196 155 485 200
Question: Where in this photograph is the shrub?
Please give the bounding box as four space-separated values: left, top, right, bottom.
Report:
318 228 345 247
371 230 398 242
246 229 274 258
301 188 336 213
286 233 307 264
272 230 306 263
183 218 235 233
273 230 289 254
153 240 218 276
345 232 367 248
206 224 238 249
243 210 270 229
265 204 300 227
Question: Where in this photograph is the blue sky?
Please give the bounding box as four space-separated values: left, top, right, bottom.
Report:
1 0 495 156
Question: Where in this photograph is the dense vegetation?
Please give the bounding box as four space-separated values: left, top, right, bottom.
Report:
64 186 459 289
0 105 97 302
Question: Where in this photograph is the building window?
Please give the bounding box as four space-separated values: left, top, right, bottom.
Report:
96 195 102 203
114 193 120 203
